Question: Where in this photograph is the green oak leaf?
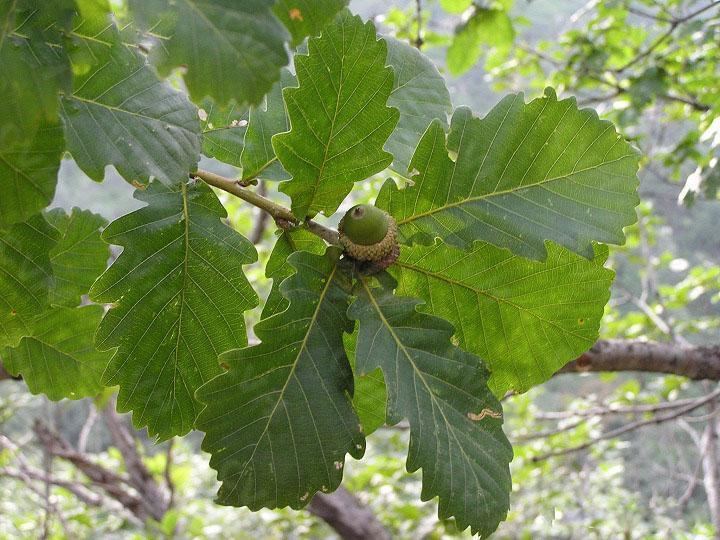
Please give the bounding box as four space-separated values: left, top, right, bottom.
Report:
60 3 200 185
129 0 288 107
200 98 249 168
89 181 258 440
385 37 452 175
393 240 613 396
2 305 108 400
0 215 58 348
240 69 295 183
274 11 399 219
261 228 325 320
45 208 108 307
343 330 387 436
0 0 72 138
0 2 70 228
378 89 640 260
348 278 512 537
273 0 348 46
196 248 364 509
0 125 64 229
447 8 514 76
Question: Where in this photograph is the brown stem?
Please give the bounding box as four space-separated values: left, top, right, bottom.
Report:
308 487 390 540
193 169 340 246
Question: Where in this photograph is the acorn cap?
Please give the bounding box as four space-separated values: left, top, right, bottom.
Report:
339 205 398 263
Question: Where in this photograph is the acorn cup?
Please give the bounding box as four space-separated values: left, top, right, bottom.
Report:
338 204 400 271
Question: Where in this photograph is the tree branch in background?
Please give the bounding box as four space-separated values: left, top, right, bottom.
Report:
32 418 156 522
531 387 720 462
249 182 270 244
557 339 720 380
701 385 720 532
103 398 170 519
308 487 391 540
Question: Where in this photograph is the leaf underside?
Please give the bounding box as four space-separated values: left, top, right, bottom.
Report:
196 248 364 510
349 279 512 537
129 0 288 107
90 181 258 440
0 215 58 349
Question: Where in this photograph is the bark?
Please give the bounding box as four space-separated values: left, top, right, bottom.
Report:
701 397 720 537
557 339 720 380
308 487 390 540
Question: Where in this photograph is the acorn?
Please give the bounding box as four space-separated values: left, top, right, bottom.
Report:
338 204 399 263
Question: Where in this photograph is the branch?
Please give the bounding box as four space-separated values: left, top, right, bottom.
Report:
557 339 720 380
32 419 152 522
193 169 340 245
103 399 170 519
308 487 390 540
531 387 720 462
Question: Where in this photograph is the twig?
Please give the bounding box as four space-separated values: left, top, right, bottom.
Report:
531 388 720 462
536 394 713 420
193 169 340 246
616 1 720 73
512 419 586 442
77 405 98 454
164 439 175 510
414 0 423 49
249 182 270 244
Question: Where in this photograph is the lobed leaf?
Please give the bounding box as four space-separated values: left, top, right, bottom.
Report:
393 240 613 396
196 248 364 510
200 98 249 168
45 208 108 308
240 69 295 183
129 0 288 107
60 3 200 185
274 11 399 219
343 330 387 436
377 89 640 260
0 3 70 228
2 305 108 400
0 215 58 348
0 126 64 229
261 228 326 320
384 37 452 175
348 278 512 536
273 0 348 46
90 181 258 440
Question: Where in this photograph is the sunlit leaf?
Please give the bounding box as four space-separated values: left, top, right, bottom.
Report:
200 98 248 168
393 240 613 395
378 89 640 260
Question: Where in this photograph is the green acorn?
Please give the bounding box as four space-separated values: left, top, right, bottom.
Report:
338 204 398 263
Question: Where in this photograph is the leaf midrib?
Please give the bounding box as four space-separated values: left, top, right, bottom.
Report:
234 262 341 482
359 279 504 503
395 260 598 343
397 152 637 225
